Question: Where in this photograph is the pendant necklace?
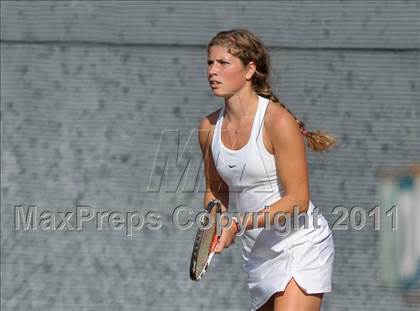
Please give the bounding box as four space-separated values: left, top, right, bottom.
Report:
224 95 257 145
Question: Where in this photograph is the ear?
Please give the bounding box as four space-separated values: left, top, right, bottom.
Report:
245 61 257 81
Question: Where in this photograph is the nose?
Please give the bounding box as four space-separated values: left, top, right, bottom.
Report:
208 63 219 77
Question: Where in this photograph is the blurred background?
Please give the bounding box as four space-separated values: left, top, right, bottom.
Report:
1 1 419 310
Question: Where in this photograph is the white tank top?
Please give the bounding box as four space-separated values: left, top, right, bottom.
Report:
211 94 319 259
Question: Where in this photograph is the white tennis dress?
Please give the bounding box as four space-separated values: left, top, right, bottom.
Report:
211 95 335 310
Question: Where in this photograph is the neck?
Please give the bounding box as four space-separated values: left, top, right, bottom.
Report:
223 90 258 126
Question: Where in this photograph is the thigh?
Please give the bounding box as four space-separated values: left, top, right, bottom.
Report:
273 277 323 311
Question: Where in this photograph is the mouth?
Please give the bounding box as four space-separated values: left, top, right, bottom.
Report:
209 81 221 87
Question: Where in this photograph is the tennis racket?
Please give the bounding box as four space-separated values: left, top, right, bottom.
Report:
189 199 222 281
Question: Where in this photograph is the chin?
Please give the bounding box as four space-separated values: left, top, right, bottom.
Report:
210 89 233 99
210 89 224 97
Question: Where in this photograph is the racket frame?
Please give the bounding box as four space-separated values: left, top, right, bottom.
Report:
189 199 222 281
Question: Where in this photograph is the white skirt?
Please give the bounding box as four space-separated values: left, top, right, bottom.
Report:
240 213 335 311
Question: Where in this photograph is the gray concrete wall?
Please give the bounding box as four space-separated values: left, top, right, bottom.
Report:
1 1 419 310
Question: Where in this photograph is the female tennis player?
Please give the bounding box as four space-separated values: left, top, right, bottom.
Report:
198 29 336 311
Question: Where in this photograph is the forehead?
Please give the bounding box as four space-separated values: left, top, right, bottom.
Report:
207 45 233 59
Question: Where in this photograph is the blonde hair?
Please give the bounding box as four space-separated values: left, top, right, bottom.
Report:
207 28 337 153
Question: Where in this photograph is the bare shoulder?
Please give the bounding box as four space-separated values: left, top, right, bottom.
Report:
198 107 221 130
197 107 222 151
264 100 303 150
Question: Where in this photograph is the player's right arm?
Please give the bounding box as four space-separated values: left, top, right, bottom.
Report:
198 110 229 213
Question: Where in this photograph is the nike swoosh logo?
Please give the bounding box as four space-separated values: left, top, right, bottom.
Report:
228 164 236 168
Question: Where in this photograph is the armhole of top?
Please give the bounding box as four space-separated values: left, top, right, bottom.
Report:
209 106 223 155
260 100 275 157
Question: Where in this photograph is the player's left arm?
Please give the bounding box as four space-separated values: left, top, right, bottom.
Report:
243 102 310 230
